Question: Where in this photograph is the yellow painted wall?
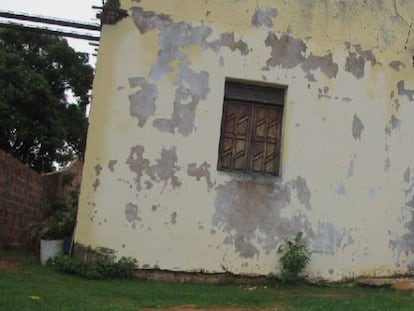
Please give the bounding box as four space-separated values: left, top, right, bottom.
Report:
75 0 414 280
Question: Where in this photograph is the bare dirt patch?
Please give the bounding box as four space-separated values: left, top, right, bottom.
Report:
140 304 283 311
0 260 18 270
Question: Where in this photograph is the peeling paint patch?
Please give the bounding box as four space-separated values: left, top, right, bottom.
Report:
131 7 173 34
391 115 401 130
345 43 376 79
126 145 181 192
153 63 209 136
404 168 411 184
391 234 414 257
213 179 310 258
352 114 364 140
131 8 249 81
125 203 141 228
368 187 376 199
347 156 355 177
292 176 312 210
336 183 346 196
210 32 249 55
313 222 340 255
317 87 330 99
93 179 100 191
251 8 278 28
170 212 177 225
108 160 117 172
397 81 414 101
95 164 102 176
187 161 215 190
128 77 158 127
389 61 406 71
313 223 355 255
147 146 182 191
301 54 338 80
126 145 150 192
264 32 338 80
265 33 306 69
384 157 391 172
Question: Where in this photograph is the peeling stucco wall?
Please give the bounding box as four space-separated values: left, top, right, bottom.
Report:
75 0 414 281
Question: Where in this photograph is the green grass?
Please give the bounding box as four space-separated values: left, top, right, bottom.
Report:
1 250 413 310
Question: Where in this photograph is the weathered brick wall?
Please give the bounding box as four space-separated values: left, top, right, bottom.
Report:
0 149 82 248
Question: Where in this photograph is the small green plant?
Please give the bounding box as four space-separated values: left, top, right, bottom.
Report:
277 232 310 283
48 253 137 279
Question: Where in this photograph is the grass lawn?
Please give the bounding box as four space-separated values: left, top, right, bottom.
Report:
0 250 413 310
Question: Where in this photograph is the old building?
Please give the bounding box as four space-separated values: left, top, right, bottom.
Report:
75 0 414 280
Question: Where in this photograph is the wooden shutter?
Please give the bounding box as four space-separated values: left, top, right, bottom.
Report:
218 101 250 172
250 105 282 175
218 80 284 176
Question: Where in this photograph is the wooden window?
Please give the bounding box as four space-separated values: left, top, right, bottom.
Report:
217 80 284 176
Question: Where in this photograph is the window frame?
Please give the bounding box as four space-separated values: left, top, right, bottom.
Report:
217 79 285 177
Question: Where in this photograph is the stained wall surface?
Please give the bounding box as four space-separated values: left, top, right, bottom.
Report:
75 0 414 280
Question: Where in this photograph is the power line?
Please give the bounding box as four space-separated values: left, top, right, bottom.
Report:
0 10 101 42
0 11 101 31
0 21 100 42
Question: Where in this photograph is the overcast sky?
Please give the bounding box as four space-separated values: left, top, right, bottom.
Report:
1 0 102 65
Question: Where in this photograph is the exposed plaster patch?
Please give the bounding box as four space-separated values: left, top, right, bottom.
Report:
347 156 355 177
404 168 411 184
368 187 376 199
126 145 150 192
393 99 400 110
251 8 278 28
389 61 406 71
301 54 338 80
170 212 177 225
131 7 173 34
391 115 401 130
125 203 141 228
147 146 182 191
131 8 249 81
126 145 181 192
93 179 100 191
265 33 306 69
292 176 312 210
128 77 158 127
108 160 117 172
312 223 340 255
213 178 311 258
336 183 346 196
210 32 249 55
264 32 338 81
187 161 215 190
352 114 365 140
145 181 153 189
219 56 224 67
345 43 377 79
313 222 355 255
385 115 401 136
95 164 102 176
317 87 330 99
153 63 209 136
397 81 414 101
384 157 391 172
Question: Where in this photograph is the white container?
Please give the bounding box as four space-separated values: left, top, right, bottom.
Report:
40 239 63 265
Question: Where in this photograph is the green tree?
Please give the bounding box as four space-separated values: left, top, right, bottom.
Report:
0 28 94 172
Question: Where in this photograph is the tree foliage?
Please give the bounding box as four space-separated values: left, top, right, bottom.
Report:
0 28 94 172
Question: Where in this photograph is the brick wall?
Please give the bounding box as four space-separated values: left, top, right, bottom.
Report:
0 149 82 248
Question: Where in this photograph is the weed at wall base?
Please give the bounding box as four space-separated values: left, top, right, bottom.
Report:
47 253 137 279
